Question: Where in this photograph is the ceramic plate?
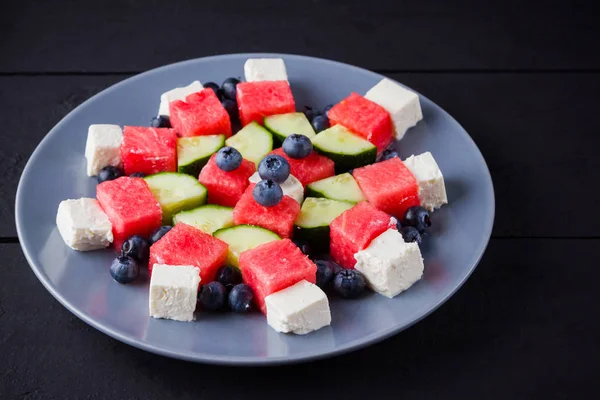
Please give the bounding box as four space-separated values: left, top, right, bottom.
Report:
16 53 494 365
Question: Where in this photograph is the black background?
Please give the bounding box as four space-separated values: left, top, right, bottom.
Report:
1 1 598 399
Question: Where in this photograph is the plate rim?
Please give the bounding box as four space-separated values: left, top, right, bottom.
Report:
15 52 495 366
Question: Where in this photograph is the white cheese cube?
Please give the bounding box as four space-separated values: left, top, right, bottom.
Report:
244 58 288 82
265 280 331 335
249 172 304 204
158 80 203 116
403 152 447 211
149 264 201 322
56 198 113 251
84 124 123 176
354 229 424 298
364 78 423 140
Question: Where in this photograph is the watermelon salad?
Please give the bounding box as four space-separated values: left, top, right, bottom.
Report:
55 58 448 335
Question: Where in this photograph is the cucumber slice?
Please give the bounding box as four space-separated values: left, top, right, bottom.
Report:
264 112 316 145
225 122 273 166
144 173 207 224
173 204 234 234
306 173 366 204
177 134 225 177
294 197 354 252
213 225 280 267
312 125 377 172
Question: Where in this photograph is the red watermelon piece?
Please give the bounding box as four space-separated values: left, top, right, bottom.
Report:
239 238 317 313
270 148 335 187
198 154 256 207
330 202 396 269
169 89 232 138
121 126 177 175
353 157 420 218
232 184 300 238
327 93 393 153
96 177 162 249
148 222 228 282
236 81 295 126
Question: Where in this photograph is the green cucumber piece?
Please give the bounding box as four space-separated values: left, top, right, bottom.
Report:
173 204 234 234
294 197 354 252
213 225 280 267
177 134 225 177
225 122 273 166
144 173 207 224
305 173 366 204
312 125 377 172
264 112 316 145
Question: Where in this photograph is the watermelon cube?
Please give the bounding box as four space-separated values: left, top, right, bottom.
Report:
148 222 228 282
236 81 296 126
96 177 162 249
198 154 256 207
270 148 335 187
121 126 177 175
327 92 393 152
353 157 420 218
169 89 232 138
232 184 300 238
330 202 396 269
239 238 317 313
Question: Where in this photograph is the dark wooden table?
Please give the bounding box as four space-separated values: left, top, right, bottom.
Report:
1 1 598 398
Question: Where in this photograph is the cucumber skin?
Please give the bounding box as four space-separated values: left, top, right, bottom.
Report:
294 225 331 254
305 185 327 200
313 146 377 173
177 154 212 178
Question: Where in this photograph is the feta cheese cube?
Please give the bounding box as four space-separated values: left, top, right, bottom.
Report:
158 80 203 116
249 172 304 204
354 229 424 298
364 78 423 140
244 58 288 82
84 124 123 176
265 280 331 335
403 152 447 211
149 264 201 322
56 198 113 251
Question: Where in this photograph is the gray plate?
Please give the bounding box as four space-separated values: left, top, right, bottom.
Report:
15 53 495 365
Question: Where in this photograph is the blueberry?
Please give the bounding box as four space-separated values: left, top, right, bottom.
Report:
303 106 318 122
151 115 171 128
203 82 220 94
149 225 172 245
198 282 227 311
109 256 140 284
215 266 243 292
292 237 311 256
323 104 334 114
315 260 337 288
228 284 254 313
258 154 290 183
215 146 242 172
221 98 239 121
332 269 366 299
400 226 422 244
216 88 226 101
311 114 330 133
253 179 283 207
282 134 313 159
221 77 240 100
403 206 431 234
121 235 150 264
130 172 146 178
395 218 402 231
376 147 399 162
97 166 123 184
